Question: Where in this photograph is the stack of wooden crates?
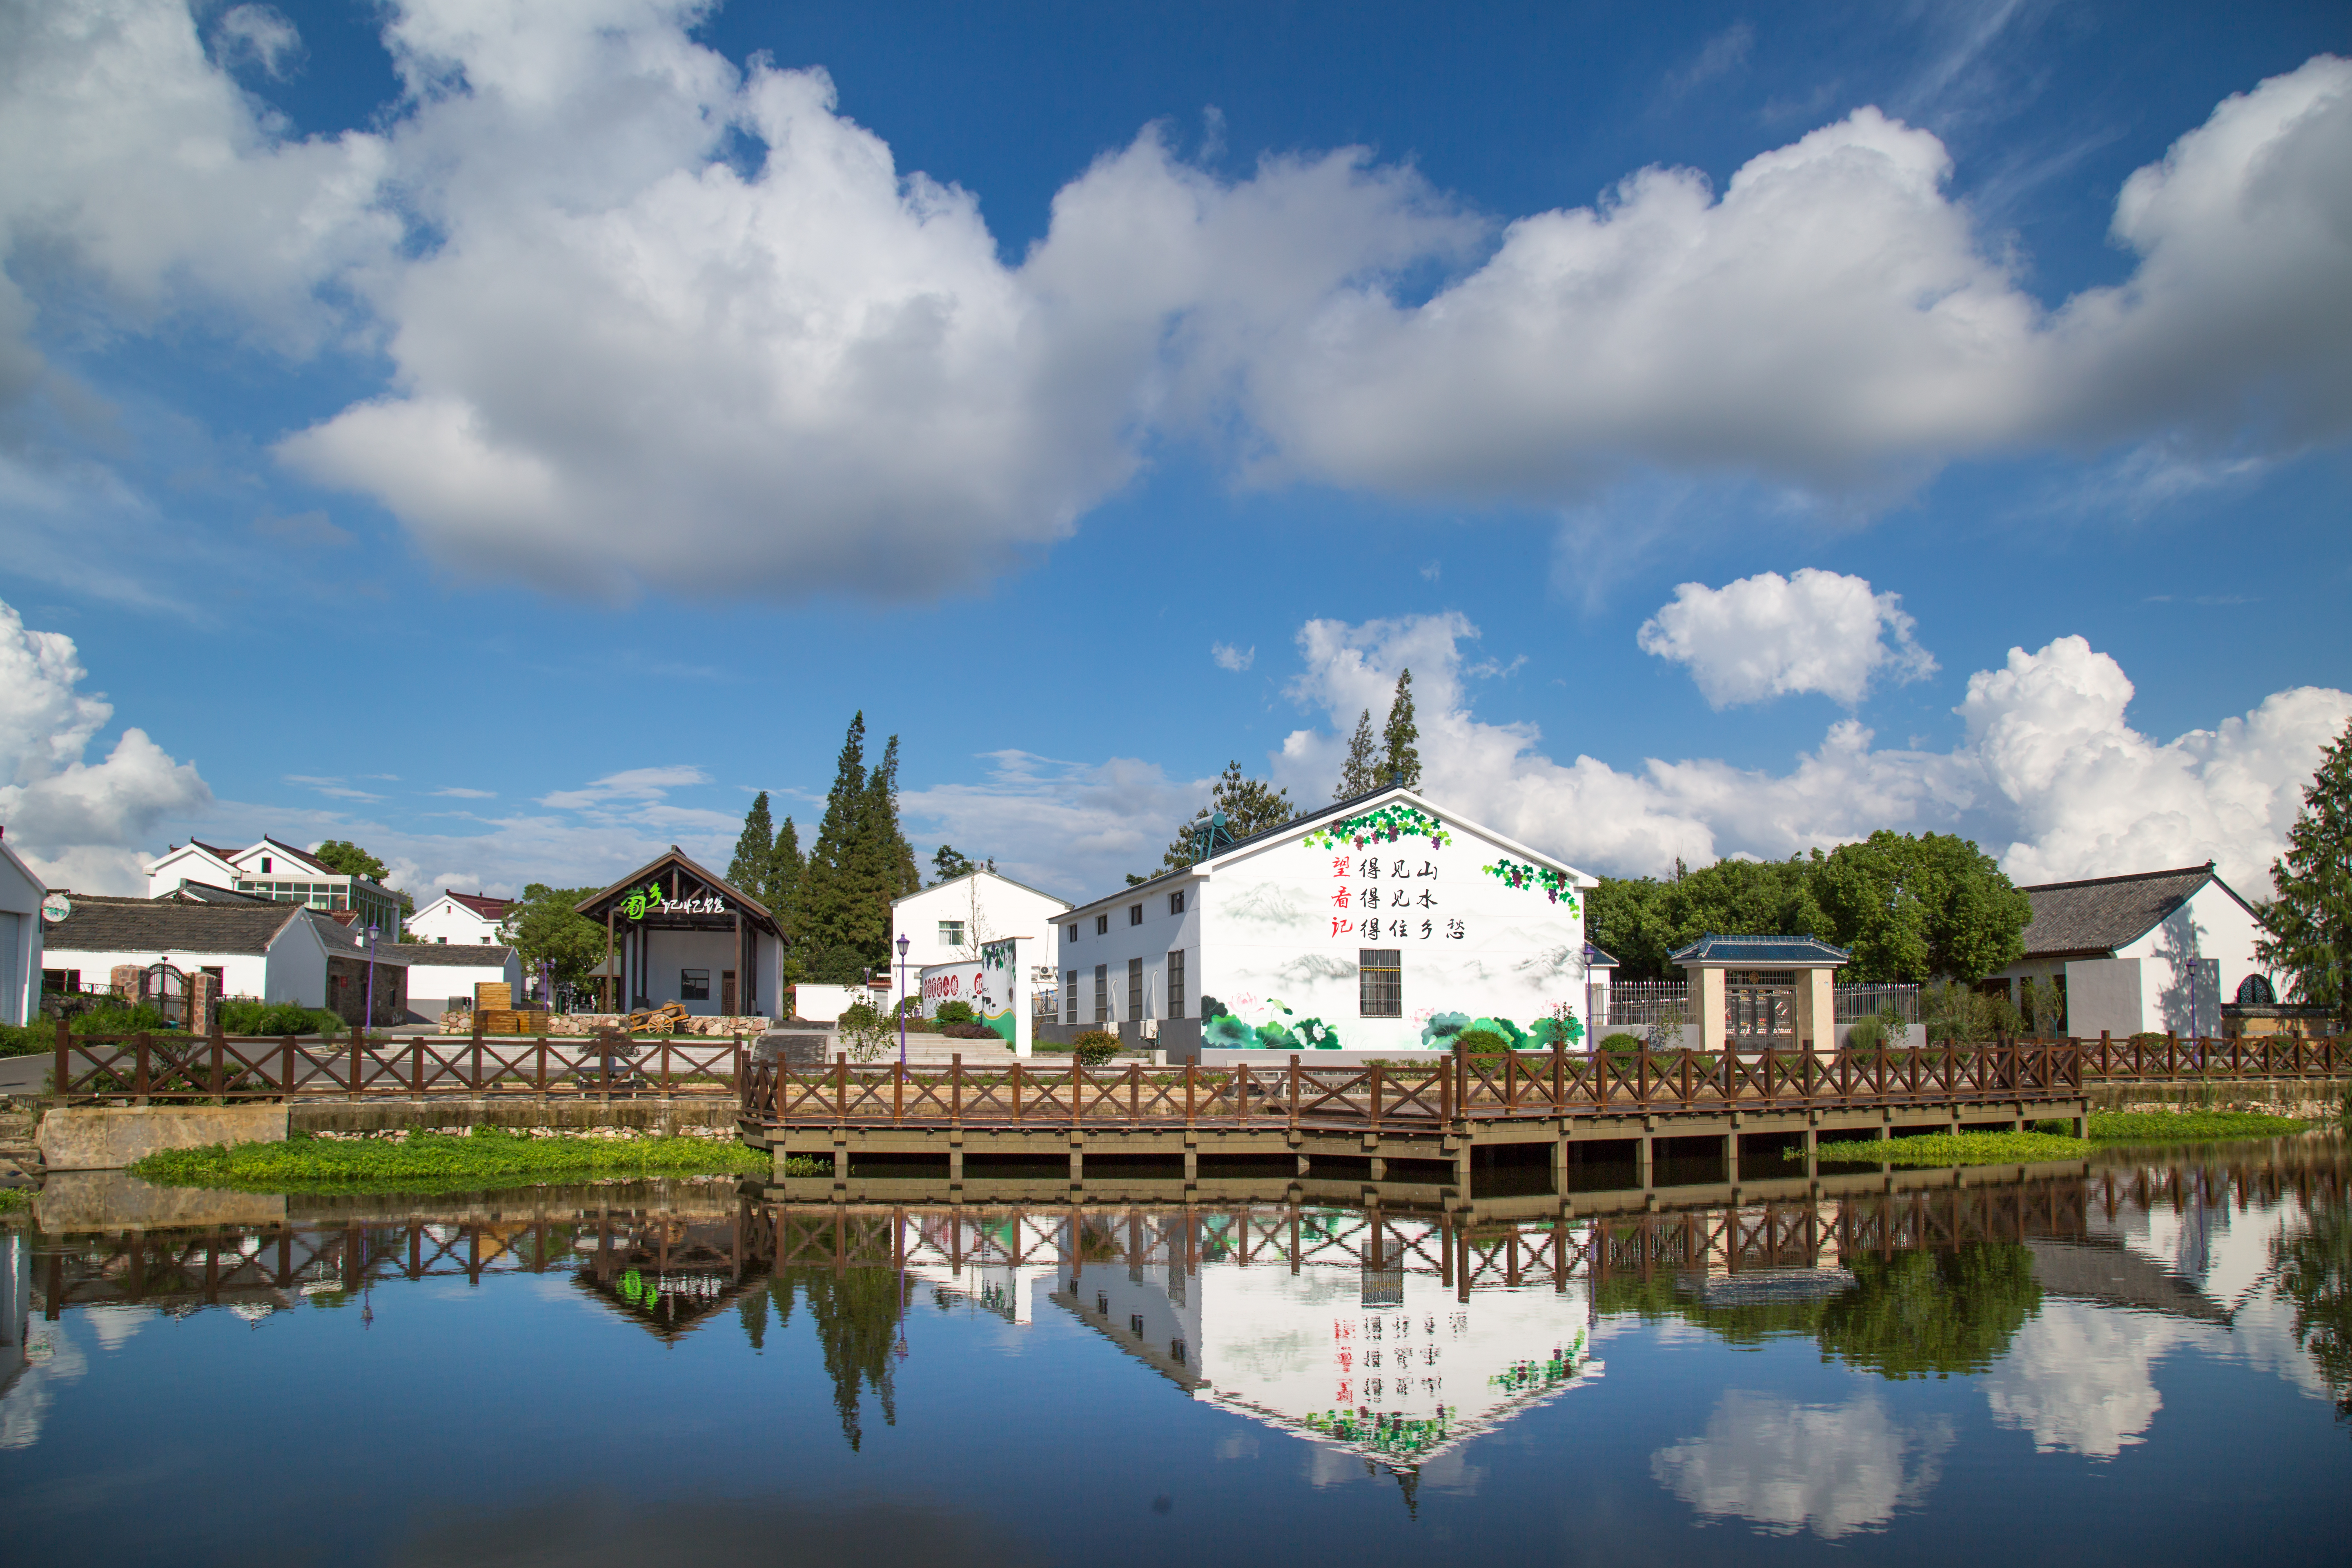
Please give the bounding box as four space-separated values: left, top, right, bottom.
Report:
472 982 550 1036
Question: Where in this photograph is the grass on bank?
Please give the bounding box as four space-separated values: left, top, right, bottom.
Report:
131 1124 768 1194
1813 1108 2316 1166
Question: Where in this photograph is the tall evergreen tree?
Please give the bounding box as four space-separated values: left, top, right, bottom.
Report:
864 734 922 902
1335 708 1377 800
728 792 775 896
2260 718 2352 1020
1160 761 1294 873
797 713 870 978
1381 669 1421 789
768 815 804 937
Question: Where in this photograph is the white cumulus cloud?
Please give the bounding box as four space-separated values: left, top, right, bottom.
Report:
1637 568 1936 706
0 597 209 890
4 6 2348 601
1275 614 2350 895
1211 642 1255 672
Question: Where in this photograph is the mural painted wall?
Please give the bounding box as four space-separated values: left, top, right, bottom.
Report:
917 936 1033 1055
1198 800 1594 1054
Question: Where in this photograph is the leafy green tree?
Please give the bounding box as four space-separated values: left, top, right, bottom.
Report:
2259 719 2352 1021
508 884 608 994
728 792 775 898
931 844 975 883
1335 708 1378 800
1586 875 1674 978
1159 761 1295 873
311 840 390 882
1381 670 1421 789
1588 857 1832 979
1814 831 2030 982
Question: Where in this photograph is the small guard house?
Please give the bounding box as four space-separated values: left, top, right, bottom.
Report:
1670 934 1851 1055
575 847 784 1019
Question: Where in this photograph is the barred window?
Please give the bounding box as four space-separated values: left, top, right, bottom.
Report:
1128 957 1144 1020
1094 963 1109 1024
1065 970 1079 1025
1166 949 1186 1019
1359 949 1402 1017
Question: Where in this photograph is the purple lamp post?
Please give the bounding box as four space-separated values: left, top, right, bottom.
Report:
363 923 381 1039
896 933 912 1065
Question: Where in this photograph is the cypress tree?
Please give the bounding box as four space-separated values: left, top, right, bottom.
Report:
797 713 869 975
728 792 775 897
1335 708 1377 800
1381 669 1422 789
768 815 804 938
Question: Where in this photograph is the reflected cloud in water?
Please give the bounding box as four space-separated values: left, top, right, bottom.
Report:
1651 1390 1952 1539
1983 1301 2199 1458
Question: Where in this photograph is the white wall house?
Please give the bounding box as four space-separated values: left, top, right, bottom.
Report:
889 869 1069 996
406 891 514 945
391 942 523 1022
145 837 404 937
1049 787 1598 1056
1991 863 2271 1040
39 896 410 1026
0 832 42 1026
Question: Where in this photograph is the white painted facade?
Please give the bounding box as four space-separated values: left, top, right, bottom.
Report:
890 870 1069 978
395 944 523 1017
0 835 41 1026
1055 789 1597 1054
144 837 403 935
405 892 513 946
43 906 395 1010
1996 873 2270 1040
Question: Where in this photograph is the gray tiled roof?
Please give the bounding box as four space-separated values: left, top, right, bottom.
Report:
43 895 301 956
2017 864 2227 957
388 942 516 967
1670 933 1851 967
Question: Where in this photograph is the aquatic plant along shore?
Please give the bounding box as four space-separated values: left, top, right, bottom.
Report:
1812 1110 2313 1166
129 1125 767 1193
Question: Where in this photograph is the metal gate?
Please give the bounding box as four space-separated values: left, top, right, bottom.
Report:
1724 968 1796 1049
139 962 189 1027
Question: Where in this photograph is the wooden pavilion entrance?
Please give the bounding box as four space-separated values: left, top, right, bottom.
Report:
574 848 783 1018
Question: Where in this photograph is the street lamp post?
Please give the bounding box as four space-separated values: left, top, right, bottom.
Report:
364 923 381 1041
896 933 912 1065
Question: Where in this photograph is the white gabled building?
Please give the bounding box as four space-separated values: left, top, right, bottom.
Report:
1047 786 1597 1056
39 896 410 1027
406 890 514 946
144 837 405 938
0 830 42 1026
889 868 1071 1012
1990 862 2274 1040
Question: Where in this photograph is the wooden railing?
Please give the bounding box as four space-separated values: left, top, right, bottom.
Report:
2075 1032 2351 1079
740 1041 2091 1131
50 1017 744 1104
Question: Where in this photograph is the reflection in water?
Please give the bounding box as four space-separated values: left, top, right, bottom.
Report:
2273 1195 2352 1422
764 1266 911 1450
1983 1302 2198 1457
1652 1390 1952 1539
4 1144 2349 1557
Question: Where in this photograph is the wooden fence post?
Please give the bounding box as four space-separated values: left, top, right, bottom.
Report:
134 1031 150 1105
349 1021 362 1095
210 1014 225 1099
53 1016 68 1103
410 1036 425 1096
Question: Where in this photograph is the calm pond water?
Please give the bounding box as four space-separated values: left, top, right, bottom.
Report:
3 1143 2348 1566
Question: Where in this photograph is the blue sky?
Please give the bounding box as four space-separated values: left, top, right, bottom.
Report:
1 0 2347 902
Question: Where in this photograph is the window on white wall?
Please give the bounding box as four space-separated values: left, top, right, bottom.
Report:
1093 964 1108 1023
1065 971 1079 1025
680 969 710 1001
939 920 964 947
1167 950 1185 1018
1360 950 1401 1017
1129 904 1143 926
1095 915 1108 935
1169 891 1185 915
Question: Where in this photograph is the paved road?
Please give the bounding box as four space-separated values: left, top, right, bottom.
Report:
0 1054 47 1095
